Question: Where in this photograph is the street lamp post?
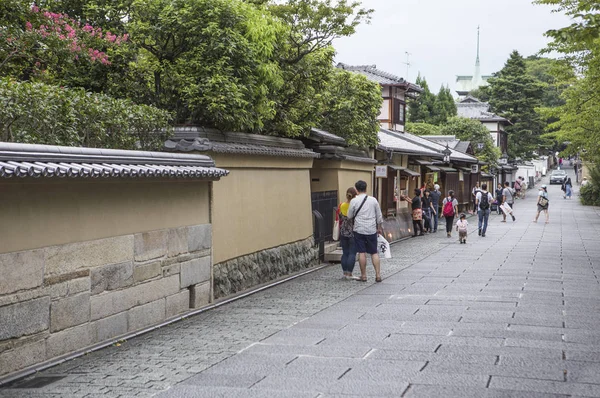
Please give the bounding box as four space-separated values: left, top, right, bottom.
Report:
499 152 508 165
442 145 452 164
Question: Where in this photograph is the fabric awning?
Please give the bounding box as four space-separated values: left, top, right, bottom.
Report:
400 169 421 177
481 172 494 178
426 165 441 172
458 167 472 172
438 166 457 172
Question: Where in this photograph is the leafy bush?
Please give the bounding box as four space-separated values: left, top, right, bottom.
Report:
580 184 600 206
580 163 600 206
0 78 172 150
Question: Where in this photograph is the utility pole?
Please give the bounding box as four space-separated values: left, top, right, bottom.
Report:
403 52 412 81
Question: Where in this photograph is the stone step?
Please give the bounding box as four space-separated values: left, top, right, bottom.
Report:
324 241 340 254
324 249 342 263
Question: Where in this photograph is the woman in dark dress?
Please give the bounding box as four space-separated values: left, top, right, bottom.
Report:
422 190 435 233
404 188 424 237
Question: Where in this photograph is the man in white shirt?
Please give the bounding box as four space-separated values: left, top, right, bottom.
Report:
348 180 384 283
476 183 495 237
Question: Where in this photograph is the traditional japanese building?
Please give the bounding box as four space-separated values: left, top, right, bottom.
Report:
336 63 422 132
457 96 510 154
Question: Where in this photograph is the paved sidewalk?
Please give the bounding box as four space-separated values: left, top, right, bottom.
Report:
3 172 600 397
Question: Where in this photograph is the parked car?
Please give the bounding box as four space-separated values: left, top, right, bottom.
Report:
549 169 567 185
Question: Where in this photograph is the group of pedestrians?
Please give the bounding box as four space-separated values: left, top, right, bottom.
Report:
337 180 383 283
335 176 557 281
562 177 573 199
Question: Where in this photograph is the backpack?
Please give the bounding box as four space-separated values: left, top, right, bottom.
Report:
479 192 490 210
539 193 549 208
514 180 521 190
442 199 454 217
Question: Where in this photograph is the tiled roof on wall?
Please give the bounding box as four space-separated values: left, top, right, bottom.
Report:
0 142 229 179
164 127 319 159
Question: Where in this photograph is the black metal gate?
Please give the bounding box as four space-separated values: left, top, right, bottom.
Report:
311 190 338 242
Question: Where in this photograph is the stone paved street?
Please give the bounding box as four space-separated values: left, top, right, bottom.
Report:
2 170 600 397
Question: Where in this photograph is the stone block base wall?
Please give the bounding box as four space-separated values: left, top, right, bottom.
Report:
0 224 212 377
213 237 318 299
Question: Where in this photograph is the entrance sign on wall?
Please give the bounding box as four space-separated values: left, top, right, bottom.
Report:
376 165 388 178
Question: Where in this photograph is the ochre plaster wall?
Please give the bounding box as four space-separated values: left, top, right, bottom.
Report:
310 168 339 194
337 168 373 203
0 180 211 254
210 154 314 264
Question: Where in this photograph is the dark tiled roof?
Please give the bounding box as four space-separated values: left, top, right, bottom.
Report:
457 101 510 123
336 63 423 93
165 127 319 159
310 128 346 146
454 141 471 154
313 145 376 164
0 142 228 179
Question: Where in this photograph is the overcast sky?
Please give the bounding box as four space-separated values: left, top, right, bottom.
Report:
334 0 573 92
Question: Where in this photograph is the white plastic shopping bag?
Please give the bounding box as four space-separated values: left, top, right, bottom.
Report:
377 234 392 259
332 220 340 241
500 203 513 216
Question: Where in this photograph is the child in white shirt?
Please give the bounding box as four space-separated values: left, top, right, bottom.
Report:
456 213 469 244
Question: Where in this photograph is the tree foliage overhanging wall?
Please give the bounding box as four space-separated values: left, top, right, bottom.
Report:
1 0 382 149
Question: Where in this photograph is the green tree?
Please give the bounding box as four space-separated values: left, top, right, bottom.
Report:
432 85 457 125
319 68 381 148
439 117 500 165
486 51 545 159
127 0 286 130
405 122 440 136
468 86 490 102
525 56 569 108
408 74 436 124
264 0 373 137
534 0 600 162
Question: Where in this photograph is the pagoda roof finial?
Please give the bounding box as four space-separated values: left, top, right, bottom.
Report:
476 25 480 65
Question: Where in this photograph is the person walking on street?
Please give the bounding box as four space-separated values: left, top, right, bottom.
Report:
574 162 579 183
514 177 522 199
471 182 480 214
338 187 358 280
348 180 384 283
456 213 469 244
564 177 573 199
442 190 459 238
403 188 424 237
502 181 516 222
422 190 436 233
429 184 442 233
533 185 550 224
520 177 527 199
476 183 494 237
495 183 504 215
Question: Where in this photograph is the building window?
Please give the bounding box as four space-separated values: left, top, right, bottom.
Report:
393 99 405 124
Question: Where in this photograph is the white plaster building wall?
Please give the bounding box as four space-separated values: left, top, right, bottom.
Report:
490 132 499 146
380 99 390 120
483 121 498 132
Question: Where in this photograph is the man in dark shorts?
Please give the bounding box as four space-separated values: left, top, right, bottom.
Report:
348 180 384 282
